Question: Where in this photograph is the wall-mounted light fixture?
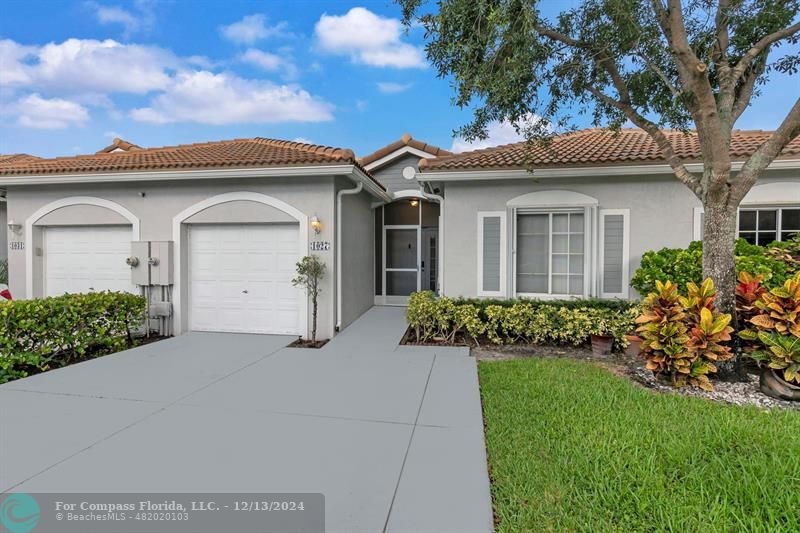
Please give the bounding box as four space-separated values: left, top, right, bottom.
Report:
409 198 419 208
7 219 22 234
310 215 322 234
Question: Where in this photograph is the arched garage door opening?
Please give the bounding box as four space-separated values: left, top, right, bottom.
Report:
172 192 309 336
25 197 140 298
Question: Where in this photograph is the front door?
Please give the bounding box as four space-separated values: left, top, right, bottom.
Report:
383 226 419 305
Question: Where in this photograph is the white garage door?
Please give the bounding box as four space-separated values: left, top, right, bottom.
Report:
189 224 303 335
45 226 134 296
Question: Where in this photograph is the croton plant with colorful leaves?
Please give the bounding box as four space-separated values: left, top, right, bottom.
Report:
636 279 733 391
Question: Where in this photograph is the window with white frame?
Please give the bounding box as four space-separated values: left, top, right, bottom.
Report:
693 206 800 244
739 207 800 245
515 211 585 296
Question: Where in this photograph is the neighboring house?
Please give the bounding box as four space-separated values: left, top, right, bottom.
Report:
0 154 40 266
0 139 389 339
0 129 798 338
417 129 800 300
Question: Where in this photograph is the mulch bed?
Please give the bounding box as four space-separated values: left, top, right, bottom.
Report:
287 338 329 349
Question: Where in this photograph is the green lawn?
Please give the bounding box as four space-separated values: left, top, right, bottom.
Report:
479 358 800 532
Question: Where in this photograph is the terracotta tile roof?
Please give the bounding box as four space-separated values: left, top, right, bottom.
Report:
0 154 40 164
419 128 800 172
359 132 453 168
0 137 383 189
96 137 142 154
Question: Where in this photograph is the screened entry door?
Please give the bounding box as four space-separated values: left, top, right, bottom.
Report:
383 226 420 304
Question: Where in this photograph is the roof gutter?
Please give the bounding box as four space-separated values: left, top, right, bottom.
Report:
0 164 392 201
417 159 800 182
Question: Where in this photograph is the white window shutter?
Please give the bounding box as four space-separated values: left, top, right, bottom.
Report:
693 207 705 241
599 209 630 299
477 212 506 296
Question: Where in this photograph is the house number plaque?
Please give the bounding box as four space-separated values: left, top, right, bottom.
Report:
309 241 330 251
9 242 24 251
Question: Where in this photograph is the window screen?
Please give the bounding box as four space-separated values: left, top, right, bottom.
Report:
516 211 584 296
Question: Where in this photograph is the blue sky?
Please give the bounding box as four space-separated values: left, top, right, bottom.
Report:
0 0 796 158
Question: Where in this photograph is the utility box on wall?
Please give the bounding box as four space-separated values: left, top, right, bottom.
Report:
149 241 174 285
129 241 173 286
130 241 150 285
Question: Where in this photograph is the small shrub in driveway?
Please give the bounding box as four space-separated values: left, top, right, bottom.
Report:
291 254 326 346
0 291 145 383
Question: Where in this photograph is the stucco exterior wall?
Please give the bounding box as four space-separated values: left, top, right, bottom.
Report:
336 178 375 329
5 176 341 339
440 170 800 300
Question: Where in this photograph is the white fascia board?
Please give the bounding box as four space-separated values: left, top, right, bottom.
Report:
418 159 800 182
0 164 392 201
364 146 439 171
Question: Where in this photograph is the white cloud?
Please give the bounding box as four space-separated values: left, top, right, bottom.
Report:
241 48 282 70
14 93 89 129
0 39 35 85
292 137 314 144
314 8 425 68
221 14 290 45
94 5 140 34
377 81 412 94
130 71 334 125
451 116 552 152
1 38 176 95
240 48 298 79
86 0 156 38
355 99 368 112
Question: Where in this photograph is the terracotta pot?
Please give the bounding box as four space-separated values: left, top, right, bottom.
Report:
760 368 800 402
590 334 614 356
624 334 642 358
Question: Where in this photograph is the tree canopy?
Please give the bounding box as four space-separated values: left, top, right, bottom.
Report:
400 0 800 315
401 0 798 199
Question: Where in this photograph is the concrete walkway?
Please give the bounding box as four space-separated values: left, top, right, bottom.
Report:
0 307 493 532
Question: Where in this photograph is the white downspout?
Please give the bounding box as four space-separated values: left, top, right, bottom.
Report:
336 181 363 331
421 191 444 296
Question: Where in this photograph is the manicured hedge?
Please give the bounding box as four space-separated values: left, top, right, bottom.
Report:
406 291 639 348
450 295 637 312
0 291 146 384
630 239 797 296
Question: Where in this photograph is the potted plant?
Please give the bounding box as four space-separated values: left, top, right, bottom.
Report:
751 332 800 401
739 272 800 401
623 333 642 357
588 311 614 356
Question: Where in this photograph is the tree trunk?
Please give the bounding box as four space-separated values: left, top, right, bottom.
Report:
311 294 318 343
702 201 738 319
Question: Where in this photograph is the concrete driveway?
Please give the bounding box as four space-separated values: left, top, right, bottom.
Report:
0 307 493 533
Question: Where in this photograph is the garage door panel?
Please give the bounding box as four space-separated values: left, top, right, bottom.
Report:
276 252 297 273
189 223 303 335
45 226 134 297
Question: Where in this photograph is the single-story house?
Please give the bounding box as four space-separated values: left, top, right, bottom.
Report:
0 129 798 339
